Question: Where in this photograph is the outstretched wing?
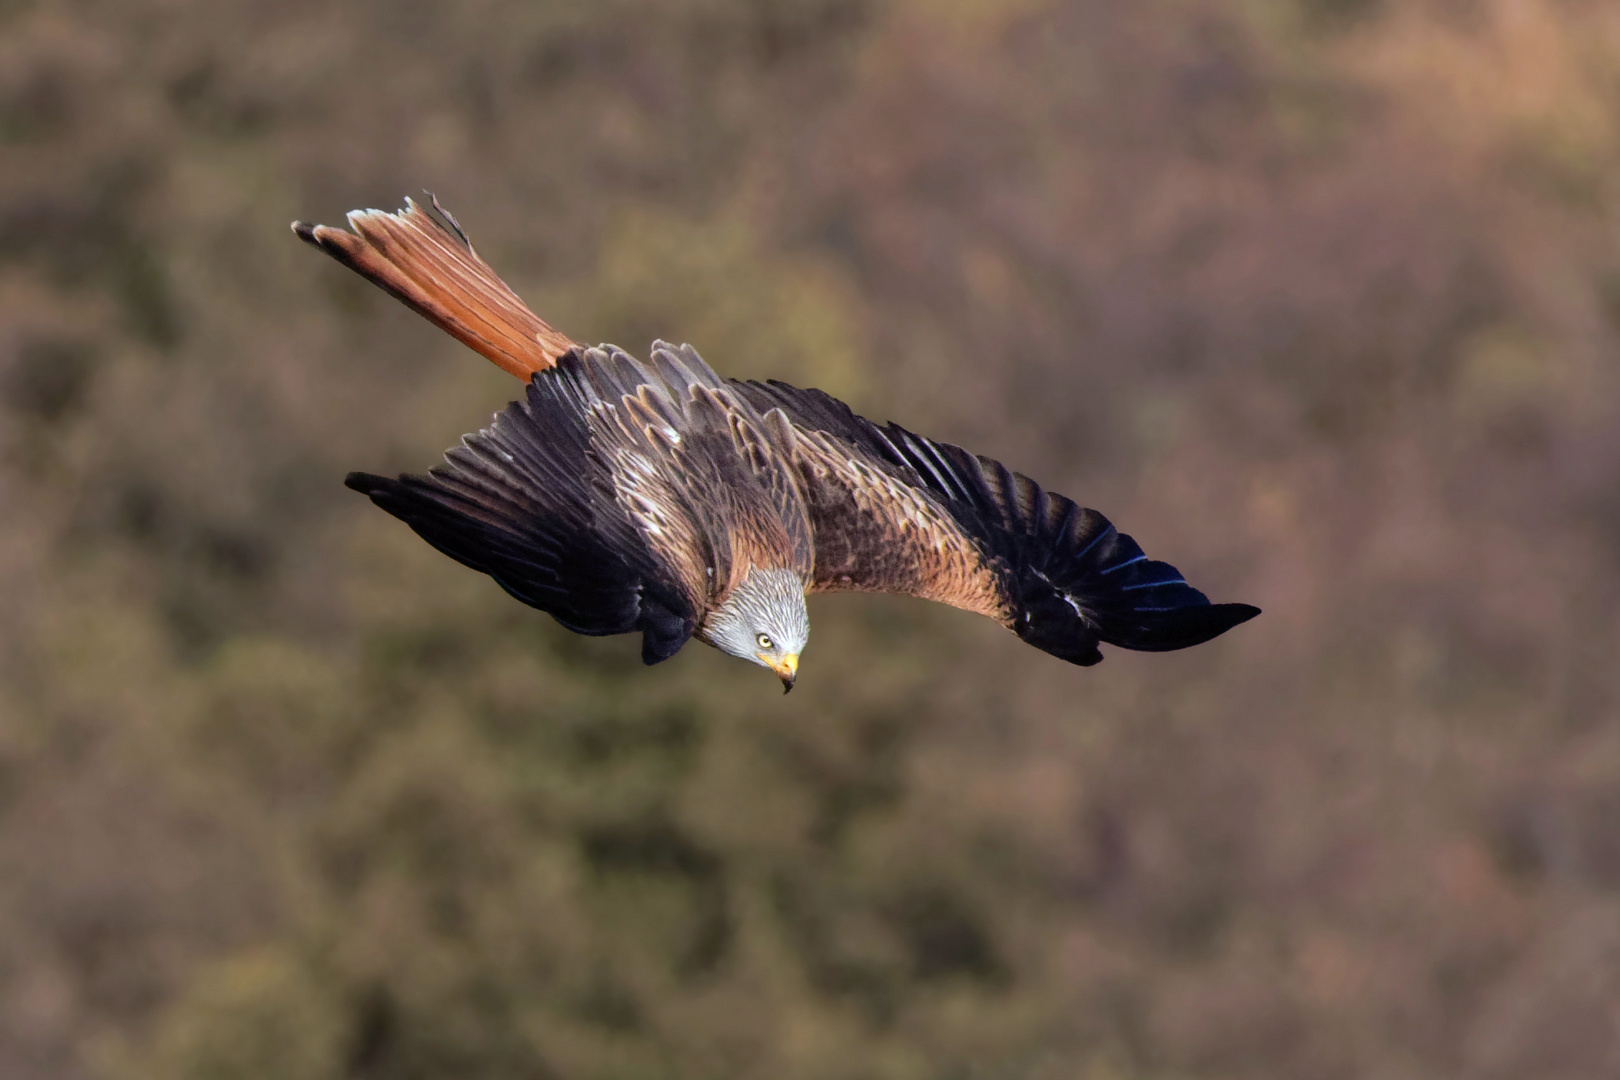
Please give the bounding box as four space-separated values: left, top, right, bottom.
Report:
731 381 1259 666
293 197 577 379
346 365 703 664
296 196 1255 666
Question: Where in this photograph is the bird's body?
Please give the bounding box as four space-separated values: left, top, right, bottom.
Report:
295 198 1257 689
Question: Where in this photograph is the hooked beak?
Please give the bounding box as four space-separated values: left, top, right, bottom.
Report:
773 653 799 693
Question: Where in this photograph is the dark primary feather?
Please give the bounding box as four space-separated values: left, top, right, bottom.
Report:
731 380 1259 666
347 353 702 664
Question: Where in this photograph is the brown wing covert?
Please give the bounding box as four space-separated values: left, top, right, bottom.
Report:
732 380 1259 666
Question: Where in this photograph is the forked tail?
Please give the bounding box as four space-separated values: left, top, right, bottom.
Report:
292 196 577 379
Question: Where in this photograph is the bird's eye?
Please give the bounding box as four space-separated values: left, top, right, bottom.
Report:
756 633 773 650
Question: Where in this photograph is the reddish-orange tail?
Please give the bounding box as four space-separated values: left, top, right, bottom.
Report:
293 196 577 379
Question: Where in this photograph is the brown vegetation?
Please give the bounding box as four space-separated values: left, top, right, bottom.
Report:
2 1 1618 1077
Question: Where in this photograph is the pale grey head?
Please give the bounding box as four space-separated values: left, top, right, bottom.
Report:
701 567 810 691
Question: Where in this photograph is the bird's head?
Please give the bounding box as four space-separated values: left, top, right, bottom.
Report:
702 567 809 692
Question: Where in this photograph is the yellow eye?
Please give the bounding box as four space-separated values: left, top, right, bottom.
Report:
756 633 774 650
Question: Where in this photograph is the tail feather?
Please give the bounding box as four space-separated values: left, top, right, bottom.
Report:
292 195 576 379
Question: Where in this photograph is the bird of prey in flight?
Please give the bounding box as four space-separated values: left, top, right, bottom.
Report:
294 198 1257 691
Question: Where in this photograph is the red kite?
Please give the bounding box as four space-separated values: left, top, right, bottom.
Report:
295 198 1257 690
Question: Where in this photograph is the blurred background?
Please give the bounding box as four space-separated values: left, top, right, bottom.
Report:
2 0 1618 1077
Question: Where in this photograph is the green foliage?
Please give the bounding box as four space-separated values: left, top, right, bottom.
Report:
567 205 868 399
135 951 347 1080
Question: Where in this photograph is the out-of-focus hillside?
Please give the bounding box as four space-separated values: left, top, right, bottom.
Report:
2 1 1618 1077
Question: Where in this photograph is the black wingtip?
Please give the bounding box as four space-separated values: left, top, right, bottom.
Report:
1011 503 1261 664
291 220 318 244
1106 600 1259 653
344 471 387 496
1224 603 1262 627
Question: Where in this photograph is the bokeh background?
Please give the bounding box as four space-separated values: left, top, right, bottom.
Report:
3 1 1619 1077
